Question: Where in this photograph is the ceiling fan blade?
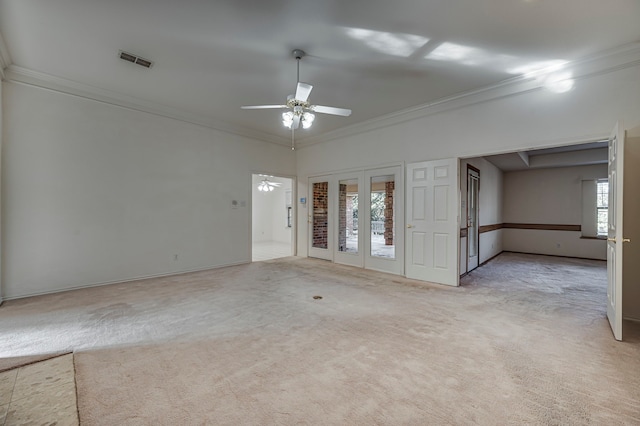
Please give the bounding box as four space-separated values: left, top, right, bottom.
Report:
311 105 352 116
291 114 301 130
295 82 313 102
241 105 288 110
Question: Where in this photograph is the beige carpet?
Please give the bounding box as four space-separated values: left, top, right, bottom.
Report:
2 253 639 424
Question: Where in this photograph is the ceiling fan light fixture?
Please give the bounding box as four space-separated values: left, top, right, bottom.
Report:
282 111 294 128
301 112 315 129
258 178 279 192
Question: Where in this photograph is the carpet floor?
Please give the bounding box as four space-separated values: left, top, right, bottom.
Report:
1 252 639 424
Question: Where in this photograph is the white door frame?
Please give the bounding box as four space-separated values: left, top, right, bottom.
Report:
250 172 296 260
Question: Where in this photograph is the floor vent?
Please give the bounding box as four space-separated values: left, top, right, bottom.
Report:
118 50 153 68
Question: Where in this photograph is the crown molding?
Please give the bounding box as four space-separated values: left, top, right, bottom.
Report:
296 41 640 149
4 41 640 149
4 65 290 147
0 31 13 80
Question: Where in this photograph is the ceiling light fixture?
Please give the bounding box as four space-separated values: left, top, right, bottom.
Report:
258 181 274 191
282 111 315 129
257 177 281 192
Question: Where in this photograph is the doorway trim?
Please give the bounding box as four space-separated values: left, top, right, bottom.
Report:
250 172 297 262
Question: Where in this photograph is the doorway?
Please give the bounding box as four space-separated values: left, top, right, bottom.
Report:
252 174 294 261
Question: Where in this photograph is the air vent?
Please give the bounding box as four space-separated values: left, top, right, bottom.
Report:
118 50 153 69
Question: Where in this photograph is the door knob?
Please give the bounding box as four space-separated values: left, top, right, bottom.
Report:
608 237 631 243
407 224 414 228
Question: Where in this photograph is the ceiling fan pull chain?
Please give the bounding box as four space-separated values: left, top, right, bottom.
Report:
291 128 295 150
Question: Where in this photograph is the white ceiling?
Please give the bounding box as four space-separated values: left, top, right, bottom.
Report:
1 0 639 145
482 141 608 171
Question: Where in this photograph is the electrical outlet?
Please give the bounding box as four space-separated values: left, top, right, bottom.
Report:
174 254 178 261
556 243 561 249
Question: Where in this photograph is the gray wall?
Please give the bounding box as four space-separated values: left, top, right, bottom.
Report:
502 165 607 260
623 131 640 321
459 157 503 274
2 82 295 299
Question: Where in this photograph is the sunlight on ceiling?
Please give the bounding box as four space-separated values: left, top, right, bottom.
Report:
343 28 576 94
427 42 518 68
344 27 429 57
343 27 574 93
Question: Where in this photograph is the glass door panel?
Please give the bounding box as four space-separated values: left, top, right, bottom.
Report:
312 181 329 249
370 174 396 259
334 172 364 268
338 178 359 253
308 177 332 260
364 167 404 275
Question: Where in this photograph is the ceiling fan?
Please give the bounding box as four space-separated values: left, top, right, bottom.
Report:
257 175 282 192
241 49 352 150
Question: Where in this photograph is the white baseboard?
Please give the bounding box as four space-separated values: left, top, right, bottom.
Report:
2 260 250 301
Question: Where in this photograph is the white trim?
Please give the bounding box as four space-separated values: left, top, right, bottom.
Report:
3 41 640 149
4 65 290 147
0 31 13 80
2 261 249 301
296 42 640 149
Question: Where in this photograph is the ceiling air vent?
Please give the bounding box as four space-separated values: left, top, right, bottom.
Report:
118 50 153 69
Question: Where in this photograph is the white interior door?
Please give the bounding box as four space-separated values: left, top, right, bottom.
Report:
334 172 364 268
467 168 480 271
607 122 626 341
405 159 459 286
364 166 404 275
308 176 333 261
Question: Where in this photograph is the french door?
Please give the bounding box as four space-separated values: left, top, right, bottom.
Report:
364 167 404 275
308 165 404 275
308 176 333 261
334 171 364 268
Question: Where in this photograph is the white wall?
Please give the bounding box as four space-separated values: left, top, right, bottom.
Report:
460 157 503 275
0 80 3 304
2 82 295 299
502 164 607 259
296 62 640 258
623 131 640 321
252 175 292 244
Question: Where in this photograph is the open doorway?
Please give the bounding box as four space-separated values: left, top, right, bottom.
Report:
252 174 294 261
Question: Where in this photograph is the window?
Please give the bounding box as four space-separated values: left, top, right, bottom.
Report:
287 206 292 228
596 179 608 236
